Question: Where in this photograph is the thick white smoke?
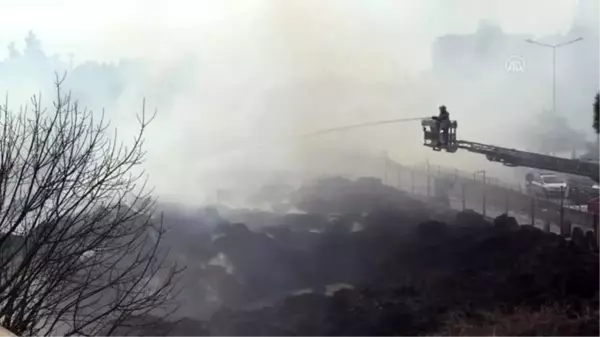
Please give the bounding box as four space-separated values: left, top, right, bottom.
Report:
0 0 595 202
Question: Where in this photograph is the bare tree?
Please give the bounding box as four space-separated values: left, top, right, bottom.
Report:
0 75 180 336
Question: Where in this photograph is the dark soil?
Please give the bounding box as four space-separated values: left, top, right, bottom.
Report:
124 177 600 336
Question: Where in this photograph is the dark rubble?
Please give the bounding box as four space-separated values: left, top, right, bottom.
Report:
124 177 599 336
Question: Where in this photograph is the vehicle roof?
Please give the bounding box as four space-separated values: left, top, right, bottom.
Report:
527 170 559 176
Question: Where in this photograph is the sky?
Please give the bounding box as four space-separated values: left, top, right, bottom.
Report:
0 0 591 202
0 0 578 68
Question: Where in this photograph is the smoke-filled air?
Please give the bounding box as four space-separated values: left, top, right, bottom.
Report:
0 0 598 335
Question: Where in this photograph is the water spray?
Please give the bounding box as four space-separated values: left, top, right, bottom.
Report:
198 115 429 162
296 116 428 138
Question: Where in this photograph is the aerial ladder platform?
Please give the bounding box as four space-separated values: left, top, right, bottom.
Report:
421 117 600 183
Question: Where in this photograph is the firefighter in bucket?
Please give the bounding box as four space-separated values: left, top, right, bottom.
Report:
421 105 457 151
423 105 450 149
435 105 450 146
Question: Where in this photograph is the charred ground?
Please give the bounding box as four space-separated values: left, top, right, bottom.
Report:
120 177 599 336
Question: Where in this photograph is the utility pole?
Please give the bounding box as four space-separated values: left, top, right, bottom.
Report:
525 37 583 116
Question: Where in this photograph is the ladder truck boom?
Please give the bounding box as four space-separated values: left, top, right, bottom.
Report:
421 117 600 182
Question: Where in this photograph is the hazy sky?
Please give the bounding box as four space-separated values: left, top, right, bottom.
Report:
0 0 588 201
0 0 578 70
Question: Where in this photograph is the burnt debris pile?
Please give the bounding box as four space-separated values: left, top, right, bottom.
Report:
134 177 599 336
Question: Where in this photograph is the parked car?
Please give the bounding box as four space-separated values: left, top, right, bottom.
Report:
525 171 567 199
564 175 600 205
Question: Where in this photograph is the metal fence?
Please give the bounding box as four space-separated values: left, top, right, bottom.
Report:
382 156 599 243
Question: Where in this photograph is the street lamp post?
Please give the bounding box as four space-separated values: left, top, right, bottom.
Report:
525 37 583 115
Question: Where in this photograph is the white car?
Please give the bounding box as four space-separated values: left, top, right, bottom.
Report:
525 172 567 199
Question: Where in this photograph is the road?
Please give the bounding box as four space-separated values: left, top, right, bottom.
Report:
388 169 595 235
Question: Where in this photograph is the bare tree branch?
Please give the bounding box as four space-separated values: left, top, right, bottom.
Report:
0 75 181 336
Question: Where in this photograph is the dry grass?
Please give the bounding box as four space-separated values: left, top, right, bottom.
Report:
437 304 599 336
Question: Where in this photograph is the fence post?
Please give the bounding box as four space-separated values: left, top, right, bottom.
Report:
461 182 466 211
530 196 535 226
505 189 509 214
426 162 431 198
594 215 599 249
482 171 487 217
472 170 487 217
559 186 565 235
